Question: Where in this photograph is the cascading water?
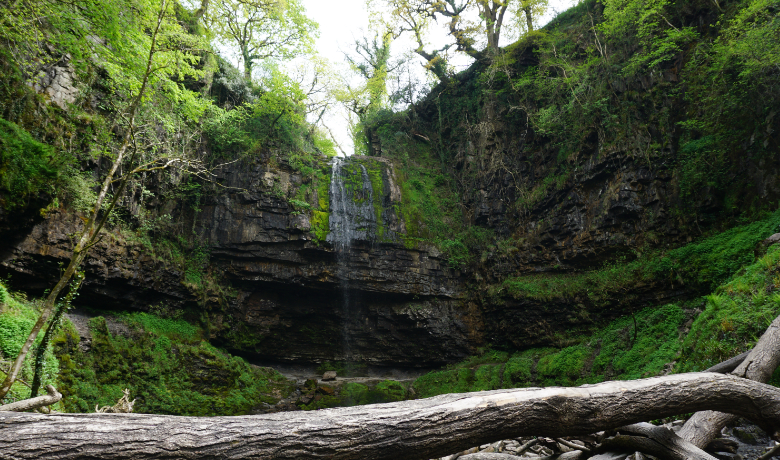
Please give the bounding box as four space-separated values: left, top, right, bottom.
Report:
327 157 377 361
327 157 377 248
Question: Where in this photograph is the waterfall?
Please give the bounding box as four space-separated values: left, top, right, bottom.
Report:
327 157 376 249
327 157 377 363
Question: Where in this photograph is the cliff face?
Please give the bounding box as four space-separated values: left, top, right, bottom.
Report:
193 154 473 366
362 2 780 349
0 153 477 368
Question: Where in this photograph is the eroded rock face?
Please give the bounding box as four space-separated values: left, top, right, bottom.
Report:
196 155 472 366
1 211 190 310
0 154 475 367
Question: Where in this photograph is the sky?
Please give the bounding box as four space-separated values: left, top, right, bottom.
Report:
297 0 578 155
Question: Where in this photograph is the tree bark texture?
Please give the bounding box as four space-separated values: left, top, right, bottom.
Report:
2 373 780 460
680 314 780 448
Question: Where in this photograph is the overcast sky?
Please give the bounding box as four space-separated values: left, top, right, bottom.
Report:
297 0 578 155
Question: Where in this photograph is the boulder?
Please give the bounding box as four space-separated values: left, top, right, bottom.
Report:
756 233 780 258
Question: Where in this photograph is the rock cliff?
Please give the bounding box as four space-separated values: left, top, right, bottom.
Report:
0 153 476 368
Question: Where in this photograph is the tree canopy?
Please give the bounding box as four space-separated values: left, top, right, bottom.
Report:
206 0 318 79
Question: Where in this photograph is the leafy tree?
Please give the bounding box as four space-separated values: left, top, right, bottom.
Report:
372 0 549 81
339 31 398 155
206 0 318 80
515 0 549 34
0 0 213 402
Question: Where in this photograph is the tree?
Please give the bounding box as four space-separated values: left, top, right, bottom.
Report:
3 372 780 459
339 31 398 155
206 0 317 80
372 0 549 82
0 0 213 402
515 0 549 34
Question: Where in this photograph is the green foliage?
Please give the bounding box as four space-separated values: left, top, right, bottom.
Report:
600 0 698 74
121 312 200 341
592 304 684 380
677 245 780 372
536 345 590 385
0 118 64 209
207 0 317 79
54 312 292 415
0 282 60 405
413 303 685 397
183 244 210 290
300 380 408 411
494 209 780 302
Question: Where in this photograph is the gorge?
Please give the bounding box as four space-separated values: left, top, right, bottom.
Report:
1 0 780 437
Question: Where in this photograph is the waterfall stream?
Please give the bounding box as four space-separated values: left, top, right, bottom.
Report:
327 157 376 249
327 157 377 362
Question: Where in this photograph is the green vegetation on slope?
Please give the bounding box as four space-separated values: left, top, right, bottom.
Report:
54 312 292 416
414 242 780 398
678 246 780 373
0 283 61 406
492 209 780 303
0 118 65 210
413 303 684 398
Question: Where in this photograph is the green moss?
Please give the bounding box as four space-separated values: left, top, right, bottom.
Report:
536 345 590 386
312 176 330 241
412 367 475 398
413 303 686 396
54 313 292 415
301 394 342 410
374 380 407 401
300 380 408 411
502 349 543 388
0 117 64 209
593 304 684 380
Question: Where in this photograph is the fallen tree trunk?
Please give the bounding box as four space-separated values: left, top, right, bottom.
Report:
599 423 716 460
680 314 780 448
2 373 780 460
0 385 61 412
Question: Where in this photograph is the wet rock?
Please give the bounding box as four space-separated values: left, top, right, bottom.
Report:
706 439 738 454
711 454 742 460
322 371 337 381
732 426 758 444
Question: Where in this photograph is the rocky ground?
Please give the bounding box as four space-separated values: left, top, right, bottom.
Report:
430 420 779 460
